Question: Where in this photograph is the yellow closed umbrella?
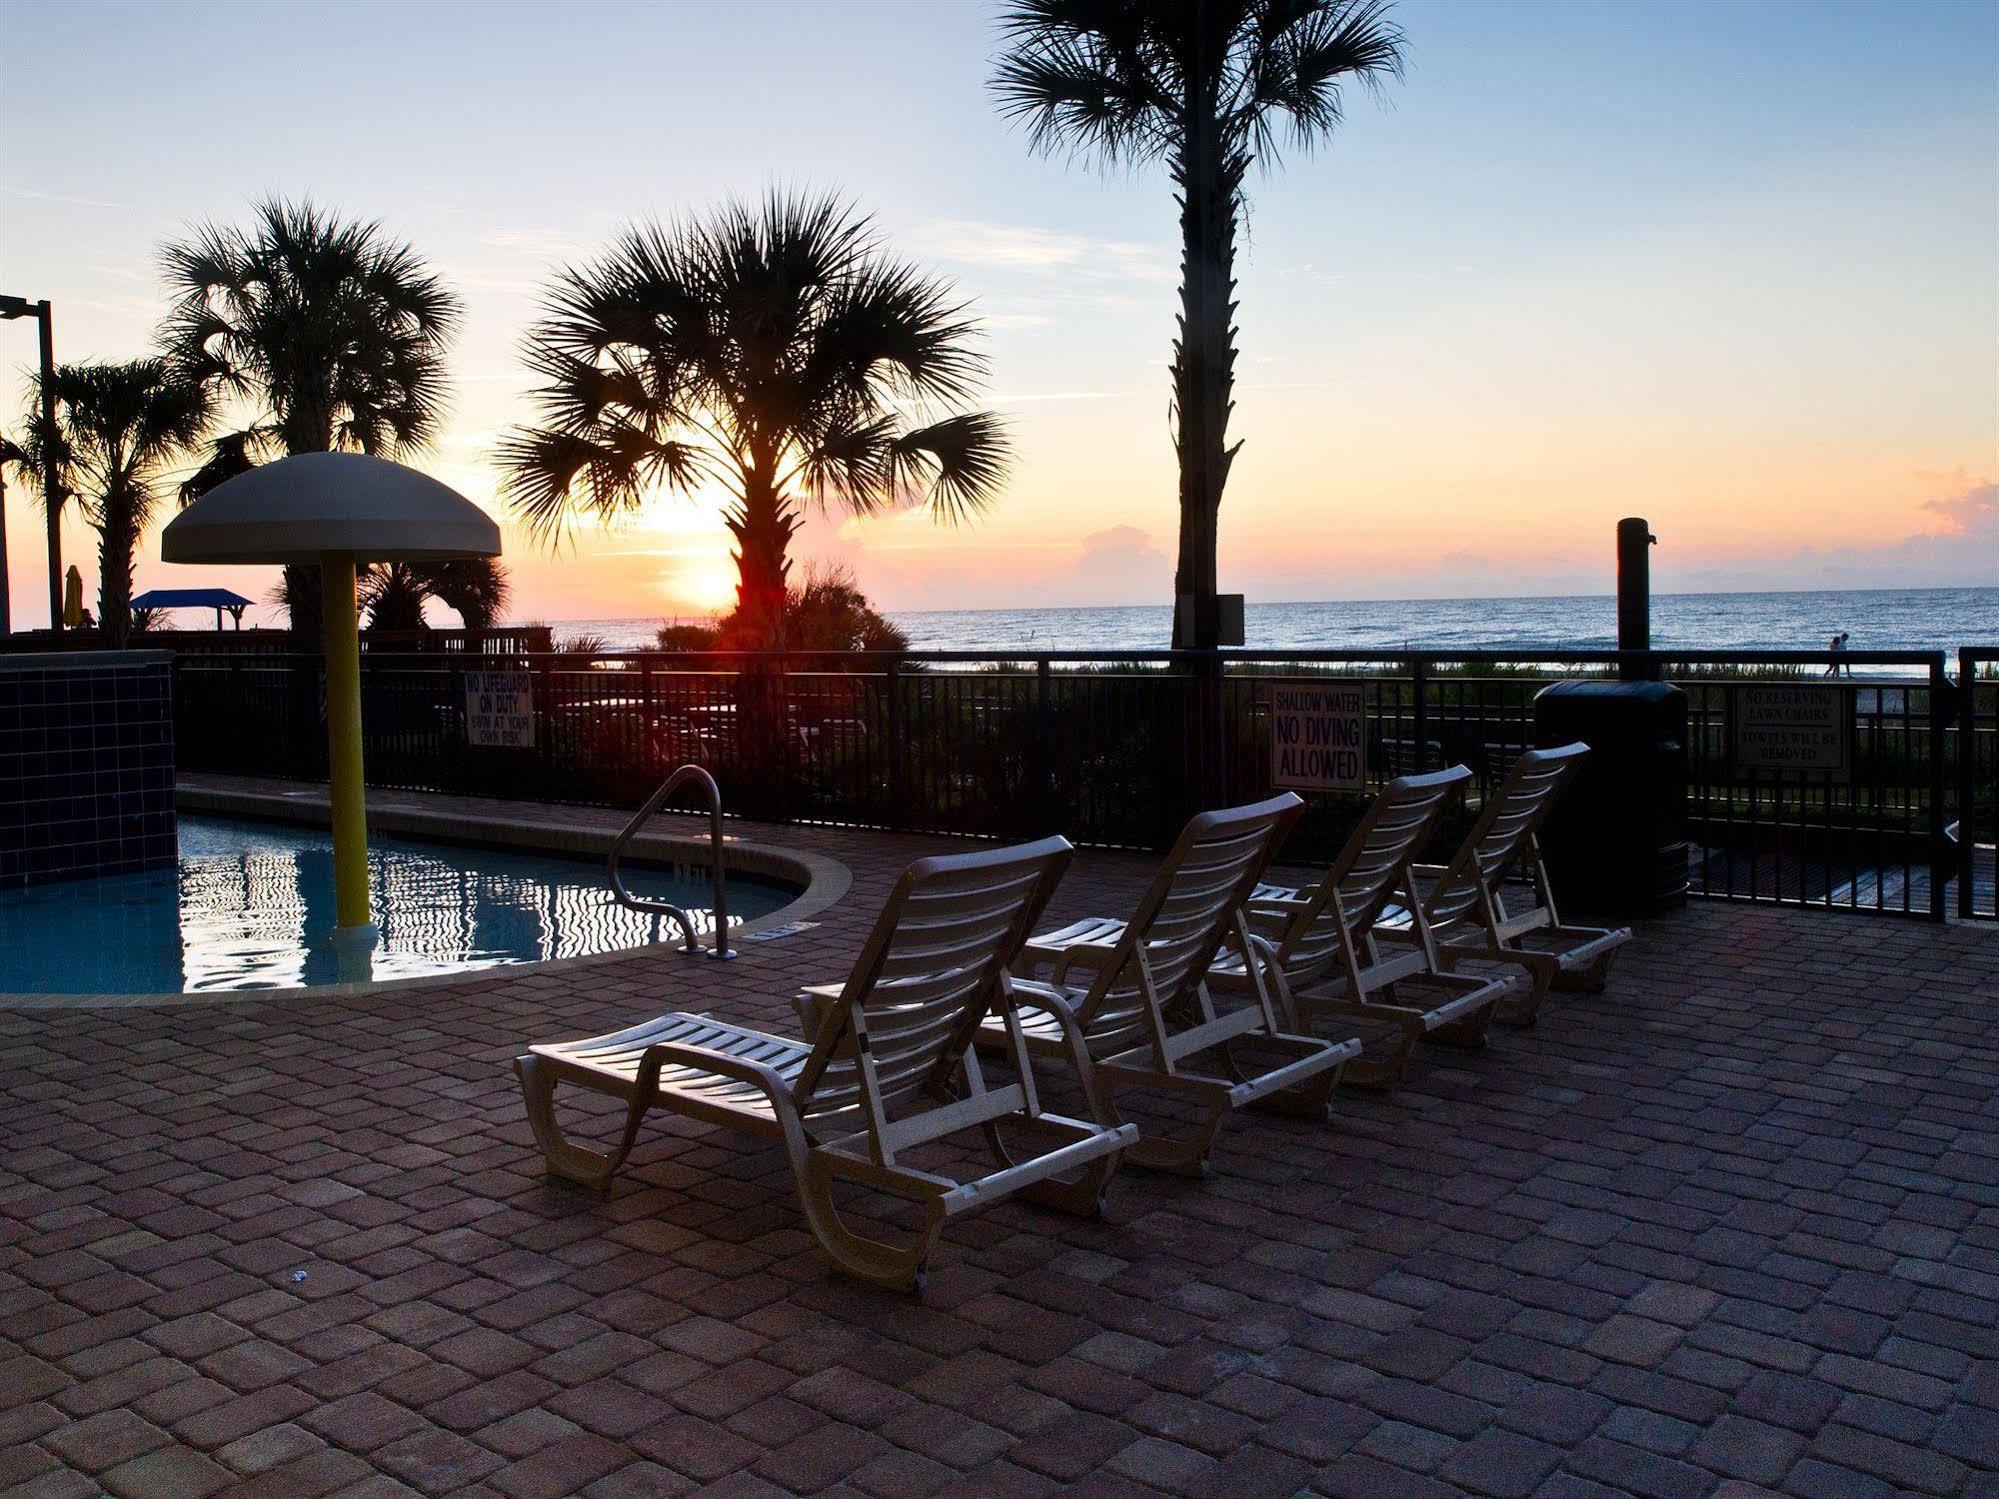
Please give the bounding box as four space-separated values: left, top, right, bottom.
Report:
62 565 83 629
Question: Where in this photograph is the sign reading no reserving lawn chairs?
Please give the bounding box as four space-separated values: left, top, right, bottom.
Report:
1731 684 1853 781
466 670 537 749
1270 680 1367 792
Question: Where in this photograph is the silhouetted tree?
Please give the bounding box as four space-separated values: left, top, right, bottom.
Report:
995 0 1403 647
161 197 461 638
359 557 511 632
15 360 211 644
501 193 1008 645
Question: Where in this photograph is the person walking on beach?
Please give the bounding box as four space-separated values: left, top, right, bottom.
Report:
1826 631 1852 678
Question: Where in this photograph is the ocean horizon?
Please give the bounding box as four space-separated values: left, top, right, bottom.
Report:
548 584 1998 658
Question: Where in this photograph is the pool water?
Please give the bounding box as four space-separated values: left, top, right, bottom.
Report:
0 815 796 995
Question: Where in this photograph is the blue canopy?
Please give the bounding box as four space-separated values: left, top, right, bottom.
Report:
131 587 256 629
131 588 255 610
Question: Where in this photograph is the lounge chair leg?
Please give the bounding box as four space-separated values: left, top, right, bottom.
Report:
1255 1069 1341 1122
515 1055 639 1189
1227 1041 1339 1121
981 1115 1117 1218
1114 1079 1227 1178
1498 958 1555 1027
1431 1009 1490 1052
795 1154 946 1294
1552 947 1620 993
1340 1021 1420 1088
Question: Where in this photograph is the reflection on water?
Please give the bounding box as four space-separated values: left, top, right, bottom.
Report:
0 815 794 995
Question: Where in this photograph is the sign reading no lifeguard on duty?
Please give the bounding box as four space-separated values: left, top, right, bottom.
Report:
466 670 536 749
1269 680 1367 792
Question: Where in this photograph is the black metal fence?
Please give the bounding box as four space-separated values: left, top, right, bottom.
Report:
1961 649 1999 921
174 645 1994 922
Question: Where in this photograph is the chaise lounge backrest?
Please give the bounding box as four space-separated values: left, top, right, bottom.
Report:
1266 767 1471 975
793 836 1074 1123
1073 794 1304 1052
1423 743 1589 929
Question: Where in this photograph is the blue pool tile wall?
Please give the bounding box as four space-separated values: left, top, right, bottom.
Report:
0 651 178 888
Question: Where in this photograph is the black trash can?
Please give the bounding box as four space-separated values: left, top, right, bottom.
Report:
1533 679 1689 916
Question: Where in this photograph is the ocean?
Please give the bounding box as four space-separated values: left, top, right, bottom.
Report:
557 586 1997 659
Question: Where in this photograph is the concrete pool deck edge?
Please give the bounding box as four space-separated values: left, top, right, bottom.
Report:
0 779 852 1010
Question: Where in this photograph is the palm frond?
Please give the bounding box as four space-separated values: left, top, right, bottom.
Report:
178 429 265 506
891 411 1013 524
157 195 461 460
991 24 1177 163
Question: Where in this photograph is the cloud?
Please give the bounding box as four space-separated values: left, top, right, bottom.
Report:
908 219 1174 285
477 227 597 257
8 187 123 210
1669 477 1998 592
1921 479 1996 538
1071 524 1170 590
814 517 1171 612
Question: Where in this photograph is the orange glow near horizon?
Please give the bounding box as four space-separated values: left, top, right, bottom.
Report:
1 2 1992 630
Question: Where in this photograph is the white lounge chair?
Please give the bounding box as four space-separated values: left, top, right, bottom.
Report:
1385 743 1631 1024
515 836 1135 1291
1230 767 1520 1085
968 795 1360 1187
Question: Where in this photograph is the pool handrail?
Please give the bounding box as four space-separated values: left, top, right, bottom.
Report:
607 764 734 959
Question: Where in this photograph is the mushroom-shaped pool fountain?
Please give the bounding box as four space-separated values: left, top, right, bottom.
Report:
162 452 501 970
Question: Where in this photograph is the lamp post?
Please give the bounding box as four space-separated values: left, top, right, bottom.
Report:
0 450 11 635
0 299 60 635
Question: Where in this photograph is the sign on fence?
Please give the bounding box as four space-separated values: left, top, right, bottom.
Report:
465 670 536 749
1270 680 1367 792
1732 684 1851 779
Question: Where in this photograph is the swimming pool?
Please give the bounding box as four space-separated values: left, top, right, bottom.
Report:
0 815 799 996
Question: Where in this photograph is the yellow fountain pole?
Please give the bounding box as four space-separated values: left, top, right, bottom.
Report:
318 550 373 936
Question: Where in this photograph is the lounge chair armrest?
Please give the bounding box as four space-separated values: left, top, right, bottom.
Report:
793 984 842 1035
1238 932 1302 1028
1007 978 1083 1022
639 1040 791 1102
1240 904 1296 944
1017 937 1119 988
1050 943 1118 988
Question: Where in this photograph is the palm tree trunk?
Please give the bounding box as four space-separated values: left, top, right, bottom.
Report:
721 464 799 798
726 469 798 648
281 401 335 645
97 508 136 648
1169 26 1243 651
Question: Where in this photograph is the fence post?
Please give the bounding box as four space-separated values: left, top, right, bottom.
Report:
884 654 905 831
1411 656 1431 771
1036 657 1056 833
449 659 465 793
640 655 655 784
537 654 554 801
1929 654 1949 921
1958 648 1975 920
226 654 243 772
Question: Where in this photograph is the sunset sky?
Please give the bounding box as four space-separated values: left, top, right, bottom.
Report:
1 0 1993 629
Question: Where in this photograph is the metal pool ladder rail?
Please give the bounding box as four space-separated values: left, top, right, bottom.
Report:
607 765 734 959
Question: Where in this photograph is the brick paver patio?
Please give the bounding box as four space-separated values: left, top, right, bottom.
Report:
3 792 1997 1497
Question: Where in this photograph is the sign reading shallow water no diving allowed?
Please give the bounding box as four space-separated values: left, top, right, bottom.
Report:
1270 680 1367 793
466 670 536 749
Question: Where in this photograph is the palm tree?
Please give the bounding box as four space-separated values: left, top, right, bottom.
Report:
499 192 1009 644
160 196 462 636
359 558 510 633
267 556 510 634
994 0 1404 648
14 360 211 645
